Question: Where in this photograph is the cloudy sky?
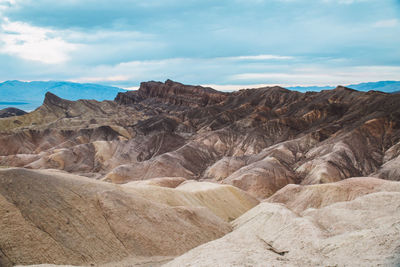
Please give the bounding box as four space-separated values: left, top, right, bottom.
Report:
0 0 399 89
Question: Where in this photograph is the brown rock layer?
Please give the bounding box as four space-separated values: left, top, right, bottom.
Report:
115 79 228 107
1 81 400 198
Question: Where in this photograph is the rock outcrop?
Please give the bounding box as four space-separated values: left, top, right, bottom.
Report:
115 79 228 107
165 178 400 266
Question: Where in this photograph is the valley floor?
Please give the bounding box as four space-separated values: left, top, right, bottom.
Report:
1 168 399 267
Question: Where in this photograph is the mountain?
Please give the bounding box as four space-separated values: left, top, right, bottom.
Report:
1 80 399 112
1 80 400 266
286 85 335 91
0 107 27 118
0 80 126 111
348 81 400 92
288 80 400 93
1 80 400 198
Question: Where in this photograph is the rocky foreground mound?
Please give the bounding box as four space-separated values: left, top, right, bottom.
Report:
9 177 399 266
165 178 400 266
0 168 258 267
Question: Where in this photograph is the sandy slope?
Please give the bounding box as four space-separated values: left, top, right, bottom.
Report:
0 168 233 266
165 178 400 266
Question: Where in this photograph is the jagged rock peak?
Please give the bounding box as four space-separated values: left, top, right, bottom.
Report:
263 85 292 93
43 91 72 108
116 80 229 107
333 85 358 92
138 79 226 97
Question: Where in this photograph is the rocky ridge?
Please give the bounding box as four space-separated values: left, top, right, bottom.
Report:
1 81 400 199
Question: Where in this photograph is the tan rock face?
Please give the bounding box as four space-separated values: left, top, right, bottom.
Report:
0 168 231 266
165 179 400 267
222 156 296 198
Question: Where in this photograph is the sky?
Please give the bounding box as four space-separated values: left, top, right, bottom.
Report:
0 0 399 90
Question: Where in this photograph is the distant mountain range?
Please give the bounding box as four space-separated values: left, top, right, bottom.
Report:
0 81 126 111
288 81 400 93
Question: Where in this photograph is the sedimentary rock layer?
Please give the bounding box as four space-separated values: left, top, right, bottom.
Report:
1 81 400 199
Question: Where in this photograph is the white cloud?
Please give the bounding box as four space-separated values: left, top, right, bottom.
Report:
70 75 131 83
222 54 294 61
230 66 400 85
64 53 400 89
123 86 140 90
0 0 16 9
322 0 370 5
373 19 399 28
231 72 336 84
63 29 154 44
69 58 187 82
322 0 369 4
0 18 78 64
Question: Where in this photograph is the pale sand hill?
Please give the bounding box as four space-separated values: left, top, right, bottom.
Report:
11 177 400 267
14 174 259 267
126 177 187 188
268 177 400 213
123 179 259 222
0 168 233 267
165 178 400 266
